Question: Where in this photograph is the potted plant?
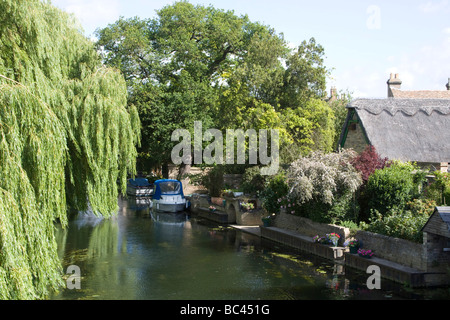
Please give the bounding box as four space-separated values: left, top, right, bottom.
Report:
240 201 254 212
344 239 361 254
312 235 329 245
357 248 374 259
326 233 341 247
222 189 233 197
261 213 276 227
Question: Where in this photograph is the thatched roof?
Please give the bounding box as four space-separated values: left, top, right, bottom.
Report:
345 98 450 163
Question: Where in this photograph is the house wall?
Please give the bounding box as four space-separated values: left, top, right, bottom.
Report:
342 113 368 153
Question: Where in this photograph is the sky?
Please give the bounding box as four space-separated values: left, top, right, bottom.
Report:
51 0 450 98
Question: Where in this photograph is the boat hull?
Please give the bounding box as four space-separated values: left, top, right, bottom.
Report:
126 186 153 197
152 200 187 213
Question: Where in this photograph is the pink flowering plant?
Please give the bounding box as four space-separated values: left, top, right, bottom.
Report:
278 195 301 215
343 239 360 248
357 248 374 258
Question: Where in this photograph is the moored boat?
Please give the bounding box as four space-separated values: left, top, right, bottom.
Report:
126 178 154 197
152 179 189 212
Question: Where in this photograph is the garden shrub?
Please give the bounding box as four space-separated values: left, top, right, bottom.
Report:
351 145 390 184
286 149 362 224
326 192 359 223
424 171 450 206
241 166 267 195
260 171 289 214
364 161 426 217
196 165 224 197
292 192 358 224
350 146 390 222
362 199 433 243
407 198 436 217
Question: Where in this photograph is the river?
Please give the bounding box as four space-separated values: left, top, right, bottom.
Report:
52 196 450 300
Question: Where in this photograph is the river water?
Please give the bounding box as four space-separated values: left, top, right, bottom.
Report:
52 196 449 300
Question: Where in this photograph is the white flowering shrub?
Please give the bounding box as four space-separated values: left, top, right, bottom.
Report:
286 149 363 223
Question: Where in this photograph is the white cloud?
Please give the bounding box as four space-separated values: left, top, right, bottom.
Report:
331 24 450 98
331 66 386 98
385 34 450 91
419 0 449 13
52 0 120 35
332 32 450 98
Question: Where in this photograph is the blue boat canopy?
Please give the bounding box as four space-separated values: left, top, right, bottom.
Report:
128 178 152 187
153 179 184 200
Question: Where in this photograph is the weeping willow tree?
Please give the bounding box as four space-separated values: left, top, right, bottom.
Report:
0 0 140 299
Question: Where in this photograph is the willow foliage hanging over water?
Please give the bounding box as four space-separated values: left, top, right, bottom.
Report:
0 0 140 299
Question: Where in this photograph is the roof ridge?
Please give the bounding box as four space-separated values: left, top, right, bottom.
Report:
349 98 450 116
391 88 450 99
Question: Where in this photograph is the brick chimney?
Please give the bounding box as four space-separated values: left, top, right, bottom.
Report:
330 86 337 101
387 73 402 97
446 78 450 90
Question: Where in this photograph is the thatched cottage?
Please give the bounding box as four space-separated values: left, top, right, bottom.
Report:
338 75 450 172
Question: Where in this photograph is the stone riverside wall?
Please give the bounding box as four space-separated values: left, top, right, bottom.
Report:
189 194 265 226
274 211 351 244
355 230 426 270
274 211 426 271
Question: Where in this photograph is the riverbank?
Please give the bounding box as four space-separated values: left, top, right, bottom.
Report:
228 222 450 288
258 226 431 288
189 195 449 288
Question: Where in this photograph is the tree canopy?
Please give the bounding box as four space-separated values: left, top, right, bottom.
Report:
96 1 333 172
0 0 140 299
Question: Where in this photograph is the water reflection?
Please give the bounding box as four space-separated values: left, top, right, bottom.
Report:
150 211 189 227
52 196 450 300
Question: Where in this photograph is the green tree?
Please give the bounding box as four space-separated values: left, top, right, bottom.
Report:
0 0 139 299
96 1 332 172
280 38 328 107
328 89 353 149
